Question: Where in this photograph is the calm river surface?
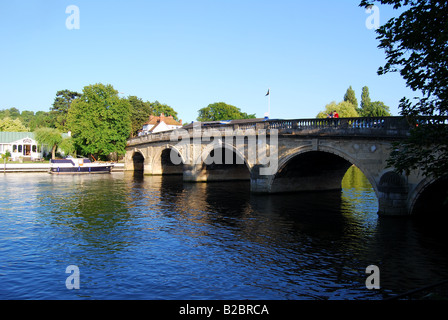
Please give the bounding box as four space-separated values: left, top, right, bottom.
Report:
1 168 448 300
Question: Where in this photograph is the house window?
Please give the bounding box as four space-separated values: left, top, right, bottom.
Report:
32 145 37 153
13 145 17 152
18 145 22 153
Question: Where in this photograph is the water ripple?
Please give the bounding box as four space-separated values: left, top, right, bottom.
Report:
1 172 448 299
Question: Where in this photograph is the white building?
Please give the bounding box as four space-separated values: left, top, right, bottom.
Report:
0 132 70 161
0 132 43 161
139 113 183 135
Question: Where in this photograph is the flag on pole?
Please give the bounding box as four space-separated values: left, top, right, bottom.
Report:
266 88 270 118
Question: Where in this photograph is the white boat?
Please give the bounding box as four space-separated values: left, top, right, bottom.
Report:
49 158 114 174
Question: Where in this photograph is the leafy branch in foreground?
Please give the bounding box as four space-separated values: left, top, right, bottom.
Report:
360 0 448 179
387 119 448 178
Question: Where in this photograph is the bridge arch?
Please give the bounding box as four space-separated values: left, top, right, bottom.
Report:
131 149 145 172
194 142 251 181
151 145 186 175
409 175 448 217
197 141 252 171
268 145 377 194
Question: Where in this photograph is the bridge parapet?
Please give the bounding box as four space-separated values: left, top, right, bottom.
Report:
127 117 448 148
127 116 416 146
267 116 412 137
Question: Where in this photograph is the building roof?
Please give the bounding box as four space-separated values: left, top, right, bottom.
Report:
0 132 35 144
0 131 70 144
143 114 182 127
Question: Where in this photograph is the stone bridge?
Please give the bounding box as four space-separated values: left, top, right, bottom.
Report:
125 117 447 217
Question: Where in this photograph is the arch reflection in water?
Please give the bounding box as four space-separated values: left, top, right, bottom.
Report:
132 168 383 299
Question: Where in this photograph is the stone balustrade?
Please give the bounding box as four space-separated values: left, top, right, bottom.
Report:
128 116 445 146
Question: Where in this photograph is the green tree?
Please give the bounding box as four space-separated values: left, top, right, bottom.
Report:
0 107 21 119
360 86 371 113
360 0 448 178
358 86 391 117
316 101 359 118
0 109 59 131
67 83 132 160
150 101 179 121
34 127 63 159
1 150 11 162
127 96 152 138
344 86 358 110
19 110 35 128
51 90 81 131
0 117 29 132
361 101 391 117
0 108 22 123
197 102 256 122
59 136 76 157
28 111 57 130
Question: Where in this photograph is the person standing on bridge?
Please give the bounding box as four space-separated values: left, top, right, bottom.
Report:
332 110 340 127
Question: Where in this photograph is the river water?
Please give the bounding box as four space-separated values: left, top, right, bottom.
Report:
1 168 448 300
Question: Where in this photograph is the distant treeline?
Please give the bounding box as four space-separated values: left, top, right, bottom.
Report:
0 107 56 132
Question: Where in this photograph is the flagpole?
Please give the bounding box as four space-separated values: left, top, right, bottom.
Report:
268 88 270 117
266 88 270 118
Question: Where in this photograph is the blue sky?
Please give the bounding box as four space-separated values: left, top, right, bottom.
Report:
0 0 414 123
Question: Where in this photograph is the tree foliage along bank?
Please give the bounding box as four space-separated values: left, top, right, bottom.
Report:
1 83 259 160
316 85 391 118
0 108 57 131
34 128 70 159
197 102 256 122
360 0 448 179
67 83 132 160
127 97 180 138
0 83 185 160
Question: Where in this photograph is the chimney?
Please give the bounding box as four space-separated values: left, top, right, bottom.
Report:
180 119 182 125
160 113 165 122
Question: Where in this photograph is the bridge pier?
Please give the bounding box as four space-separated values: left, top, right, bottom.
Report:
250 165 271 193
182 164 203 182
377 194 409 216
376 171 409 216
183 163 251 182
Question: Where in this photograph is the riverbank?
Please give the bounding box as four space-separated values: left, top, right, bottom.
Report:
1 162 125 173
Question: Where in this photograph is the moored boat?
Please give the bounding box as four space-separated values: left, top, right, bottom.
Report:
49 158 114 174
